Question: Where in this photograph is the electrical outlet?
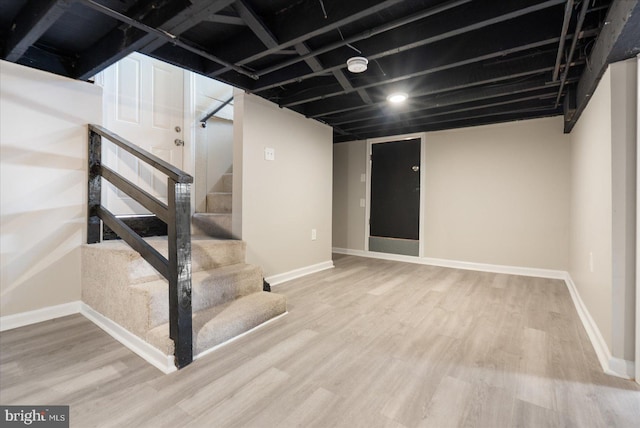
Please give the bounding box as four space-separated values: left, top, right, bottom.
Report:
360 198 365 208
311 229 317 241
264 147 275 161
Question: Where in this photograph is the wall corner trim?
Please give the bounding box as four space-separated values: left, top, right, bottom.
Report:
563 273 635 380
0 301 82 332
266 260 335 286
80 303 176 374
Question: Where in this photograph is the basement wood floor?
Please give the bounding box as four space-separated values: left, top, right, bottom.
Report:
2 254 639 427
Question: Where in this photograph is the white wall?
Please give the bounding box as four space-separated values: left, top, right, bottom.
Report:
569 67 614 352
333 116 571 271
424 117 570 269
569 59 638 363
0 61 102 316
192 74 233 212
233 92 333 277
332 140 367 250
610 59 637 362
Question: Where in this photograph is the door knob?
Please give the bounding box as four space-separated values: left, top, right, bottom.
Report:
411 165 419 172
174 139 185 146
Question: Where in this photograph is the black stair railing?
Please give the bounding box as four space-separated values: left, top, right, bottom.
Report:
87 124 193 369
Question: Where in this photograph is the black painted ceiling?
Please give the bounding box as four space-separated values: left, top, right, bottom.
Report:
1 0 639 142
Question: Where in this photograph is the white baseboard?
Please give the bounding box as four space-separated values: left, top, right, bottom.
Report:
0 301 82 332
332 248 566 279
563 274 635 379
80 303 176 374
266 260 334 286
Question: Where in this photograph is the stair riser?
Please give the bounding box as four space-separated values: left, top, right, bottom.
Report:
145 292 287 356
206 193 232 214
142 269 264 328
192 214 232 239
194 294 286 355
126 239 246 284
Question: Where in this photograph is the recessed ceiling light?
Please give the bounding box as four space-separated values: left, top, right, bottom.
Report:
346 56 368 73
387 92 408 103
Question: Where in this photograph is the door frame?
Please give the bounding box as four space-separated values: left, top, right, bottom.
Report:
365 132 427 257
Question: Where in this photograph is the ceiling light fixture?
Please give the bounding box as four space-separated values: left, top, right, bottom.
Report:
387 92 408 103
346 56 368 73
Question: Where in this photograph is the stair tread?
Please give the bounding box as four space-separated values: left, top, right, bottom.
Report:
84 237 246 284
146 291 286 355
193 212 232 218
132 263 261 290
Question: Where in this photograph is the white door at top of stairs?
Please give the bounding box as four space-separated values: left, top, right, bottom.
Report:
100 52 185 215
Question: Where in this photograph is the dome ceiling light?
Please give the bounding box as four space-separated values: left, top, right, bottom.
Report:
346 56 368 73
387 92 408 103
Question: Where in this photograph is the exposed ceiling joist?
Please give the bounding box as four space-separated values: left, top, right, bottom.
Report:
251 0 566 93
208 0 406 76
75 0 235 80
4 0 71 63
2 0 630 142
564 0 640 132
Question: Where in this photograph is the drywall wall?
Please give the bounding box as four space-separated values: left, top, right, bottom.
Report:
192 74 233 212
332 116 571 270
233 92 333 277
569 68 613 351
424 117 570 269
332 140 367 250
610 59 637 362
0 60 102 316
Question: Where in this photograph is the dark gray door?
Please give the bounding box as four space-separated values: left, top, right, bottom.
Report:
369 138 421 255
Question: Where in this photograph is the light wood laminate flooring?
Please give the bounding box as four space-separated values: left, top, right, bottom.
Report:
2 254 639 427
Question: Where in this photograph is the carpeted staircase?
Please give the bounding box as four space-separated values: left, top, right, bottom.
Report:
82 202 286 365
192 172 233 238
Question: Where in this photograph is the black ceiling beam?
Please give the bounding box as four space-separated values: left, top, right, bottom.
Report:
234 0 372 106
552 0 574 81
254 0 471 78
251 0 566 92
205 13 246 26
74 0 235 80
208 0 406 77
554 0 589 107
343 89 562 133
295 42 373 105
4 0 72 63
340 81 562 132
140 0 235 54
298 21 566 118
338 78 560 129
565 0 640 132
17 43 75 76
334 102 561 142
283 47 566 114
78 0 254 78
235 0 278 49
325 51 565 124
333 107 562 143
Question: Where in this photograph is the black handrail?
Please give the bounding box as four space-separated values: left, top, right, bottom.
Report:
87 124 194 369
